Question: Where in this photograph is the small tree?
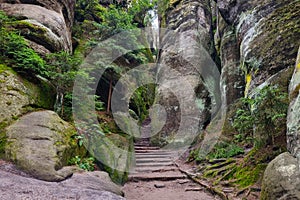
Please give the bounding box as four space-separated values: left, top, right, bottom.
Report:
46 51 82 119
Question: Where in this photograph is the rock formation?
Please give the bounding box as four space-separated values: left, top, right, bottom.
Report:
261 46 300 200
0 0 299 198
5 110 85 181
156 0 219 144
0 169 124 199
0 0 75 54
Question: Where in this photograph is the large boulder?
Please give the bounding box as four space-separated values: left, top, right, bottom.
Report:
0 65 55 158
88 133 134 184
5 110 84 181
62 171 124 196
0 0 75 54
0 170 125 199
261 152 300 200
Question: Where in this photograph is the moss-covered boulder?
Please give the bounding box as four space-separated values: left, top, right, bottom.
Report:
0 65 55 122
0 65 55 158
5 110 84 182
261 152 300 200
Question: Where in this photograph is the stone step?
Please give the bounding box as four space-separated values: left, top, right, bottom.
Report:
134 146 160 150
131 166 178 173
135 155 175 160
135 162 174 167
128 171 187 181
136 158 173 163
135 149 177 154
135 154 174 159
135 152 176 157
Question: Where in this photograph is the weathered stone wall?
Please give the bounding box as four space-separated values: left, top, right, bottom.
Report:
156 0 219 143
287 46 300 159
261 46 300 200
217 0 300 95
0 0 75 54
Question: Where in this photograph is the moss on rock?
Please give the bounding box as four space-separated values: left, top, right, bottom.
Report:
247 0 300 90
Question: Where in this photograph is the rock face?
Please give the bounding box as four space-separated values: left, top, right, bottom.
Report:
218 17 244 108
0 65 55 158
217 0 300 94
287 46 300 159
0 0 75 54
214 0 299 144
156 0 220 143
5 110 84 181
0 169 125 199
0 66 54 125
261 152 300 200
260 47 300 199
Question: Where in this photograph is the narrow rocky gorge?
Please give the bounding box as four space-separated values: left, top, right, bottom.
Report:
0 0 299 199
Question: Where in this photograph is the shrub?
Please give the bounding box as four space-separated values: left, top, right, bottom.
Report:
0 11 46 76
69 155 95 171
207 142 244 159
232 85 288 146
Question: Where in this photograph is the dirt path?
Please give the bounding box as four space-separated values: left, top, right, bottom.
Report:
123 179 219 200
122 145 220 200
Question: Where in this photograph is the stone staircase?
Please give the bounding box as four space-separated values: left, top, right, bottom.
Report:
128 145 187 181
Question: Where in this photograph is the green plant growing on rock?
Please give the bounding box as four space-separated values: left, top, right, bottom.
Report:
233 85 288 147
207 142 244 159
0 11 46 76
69 155 95 171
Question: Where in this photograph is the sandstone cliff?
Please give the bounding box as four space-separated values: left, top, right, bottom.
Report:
0 0 75 54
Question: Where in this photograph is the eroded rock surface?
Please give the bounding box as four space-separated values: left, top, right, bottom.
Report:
5 110 84 181
217 0 300 94
0 65 54 133
288 46 300 159
0 0 75 54
0 169 125 200
156 0 219 142
261 152 300 200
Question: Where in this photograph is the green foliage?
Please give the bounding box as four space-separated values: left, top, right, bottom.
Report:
188 142 244 162
232 98 255 137
46 51 82 90
95 95 105 111
130 84 157 123
0 11 46 76
74 134 84 147
232 85 288 146
99 5 136 36
207 142 244 159
69 155 95 171
45 51 92 120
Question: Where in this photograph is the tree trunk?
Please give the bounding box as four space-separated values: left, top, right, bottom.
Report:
107 77 113 114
